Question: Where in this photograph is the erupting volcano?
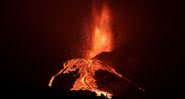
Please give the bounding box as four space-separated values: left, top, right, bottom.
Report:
48 2 144 99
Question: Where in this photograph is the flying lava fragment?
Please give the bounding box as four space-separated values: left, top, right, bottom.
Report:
48 2 144 99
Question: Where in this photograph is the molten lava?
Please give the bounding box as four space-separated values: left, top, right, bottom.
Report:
48 3 119 99
49 58 123 99
88 4 113 58
48 2 144 99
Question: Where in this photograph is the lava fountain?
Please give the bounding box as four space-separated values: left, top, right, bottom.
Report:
48 2 144 99
88 3 113 58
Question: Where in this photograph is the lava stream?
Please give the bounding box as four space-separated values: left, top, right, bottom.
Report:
49 58 123 99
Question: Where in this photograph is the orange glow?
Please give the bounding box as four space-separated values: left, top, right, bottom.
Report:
49 59 123 99
88 4 113 58
48 2 145 99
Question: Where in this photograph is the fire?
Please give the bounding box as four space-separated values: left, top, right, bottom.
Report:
88 3 113 58
48 2 144 99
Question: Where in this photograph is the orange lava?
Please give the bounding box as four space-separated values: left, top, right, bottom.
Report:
88 3 113 58
48 2 134 99
49 59 123 99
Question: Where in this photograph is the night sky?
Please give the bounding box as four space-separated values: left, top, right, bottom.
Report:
1 0 179 99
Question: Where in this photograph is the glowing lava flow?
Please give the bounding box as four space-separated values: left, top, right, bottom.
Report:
49 59 124 99
48 2 143 99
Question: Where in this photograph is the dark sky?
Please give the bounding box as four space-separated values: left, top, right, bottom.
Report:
1 0 179 99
